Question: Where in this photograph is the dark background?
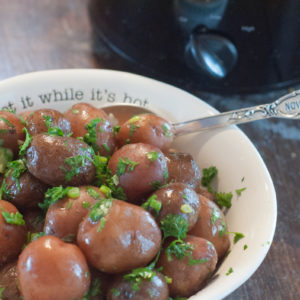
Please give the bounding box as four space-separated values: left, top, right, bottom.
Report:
0 1 299 299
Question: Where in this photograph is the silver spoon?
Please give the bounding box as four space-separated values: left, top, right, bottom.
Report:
102 90 300 136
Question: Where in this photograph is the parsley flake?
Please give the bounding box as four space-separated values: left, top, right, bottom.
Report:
123 267 156 292
232 232 245 244
160 214 189 240
83 118 103 152
236 187 247 196
215 192 233 208
244 244 248 250
116 157 139 176
1 208 25 226
226 267 234 276
162 124 171 137
142 195 162 214
61 154 87 182
19 127 32 156
146 151 159 162
0 286 5 298
201 166 218 192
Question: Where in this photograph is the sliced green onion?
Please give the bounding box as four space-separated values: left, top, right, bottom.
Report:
67 187 80 199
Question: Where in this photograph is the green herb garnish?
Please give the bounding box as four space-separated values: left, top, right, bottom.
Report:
39 186 71 212
1 208 25 226
146 151 159 162
19 127 32 156
0 180 11 199
162 124 171 137
232 232 245 244
211 207 221 225
215 192 233 208
123 267 156 292
61 154 86 182
142 195 162 214
81 278 102 300
226 267 233 275
129 123 139 138
116 157 139 176
201 166 218 192
83 118 103 152
160 214 189 240
67 187 80 198
5 158 27 190
0 285 5 298
89 198 112 223
111 288 120 297
244 244 248 250
235 187 247 196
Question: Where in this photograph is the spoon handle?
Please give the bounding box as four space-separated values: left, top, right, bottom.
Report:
173 90 300 136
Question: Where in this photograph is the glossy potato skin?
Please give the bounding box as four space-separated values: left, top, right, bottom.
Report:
18 235 91 300
77 199 162 273
158 235 218 298
26 108 72 136
64 103 116 156
0 200 27 267
26 134 95 186
0 261 20 300
147 182 200 230
108 143 168 203
165 150 202 191
3 171 49 208
189 195 230 259
44 186 102 241
0 111 25 155
116 113 174 150
107 272 169 300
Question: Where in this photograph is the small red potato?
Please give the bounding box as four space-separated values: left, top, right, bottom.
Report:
158 235 218 298
26 134 95 186
0 111 25 155
18 235 91 300
107 271 169 300
77 199 162 273
26 108 72 136
145 182 200 230
0 200 27 267
116 113 174 150
3 171 49 208
44 186 103 241
165 150 202 191
0 261 20 300
64 103 116 155
108 143 168 203
189 195 230 259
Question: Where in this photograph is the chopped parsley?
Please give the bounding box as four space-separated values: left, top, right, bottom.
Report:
129 123 139 138
146 151 159 162
123 267 157 292
102 143 111 153
43 115 65 137
83 118 104 152
39 186 71 212
0 208 25 226
82 201 91 209
201 166 218 192
72 109 79 114
89 197 113 232
111 288 120 297
211 207 221 225
66 200 73 210
113 125 120 135
0 116 15 128
0 180 11 199
235 187 247 196
218 221 227 237
165 239 209 266
82 278 102 300
148 180 162 190
226 267 233 276
0 286 4 298
162 124 171 137
19 127 32 156
116 157 139 176
5 158 27 190
215 192 233 208
244 244 248 250
61 154 87 182
93 155 126 200
0 147 13 173
232 232 245 244
160 214 189 240
142 195 162 214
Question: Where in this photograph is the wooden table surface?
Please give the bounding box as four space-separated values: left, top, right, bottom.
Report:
0 1 299 299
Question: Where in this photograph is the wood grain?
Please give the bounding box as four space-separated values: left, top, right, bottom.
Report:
0 1 299 299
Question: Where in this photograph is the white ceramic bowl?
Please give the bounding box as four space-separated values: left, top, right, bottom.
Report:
0 69 277 300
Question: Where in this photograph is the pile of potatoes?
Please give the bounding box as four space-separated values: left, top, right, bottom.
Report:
0 103 230 300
